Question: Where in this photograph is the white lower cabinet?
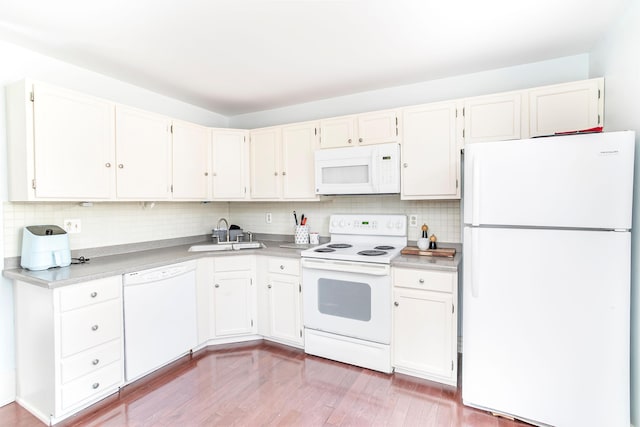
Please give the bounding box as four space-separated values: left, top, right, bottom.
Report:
210 256 257 339
392 268 458 386
260 257 303 347
14 276 124 425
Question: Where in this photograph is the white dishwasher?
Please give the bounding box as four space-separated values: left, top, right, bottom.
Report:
123 260 198 382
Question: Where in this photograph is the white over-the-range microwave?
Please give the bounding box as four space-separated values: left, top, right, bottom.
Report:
314 142 401 195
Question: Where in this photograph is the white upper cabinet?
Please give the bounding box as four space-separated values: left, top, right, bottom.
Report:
281 121 319 199
171 120 211 200
250 122 318 201
250 126 282 199
319 109 399 148
115 106 172 200
211 129 249 200
463 92 522 143
401 102 460 200
6 80 116 201
529 78 604 137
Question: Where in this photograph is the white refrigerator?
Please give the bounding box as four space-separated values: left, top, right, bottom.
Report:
462 131 634 427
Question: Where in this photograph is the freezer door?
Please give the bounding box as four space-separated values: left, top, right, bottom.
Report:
463 131 635 229
462 226 630 427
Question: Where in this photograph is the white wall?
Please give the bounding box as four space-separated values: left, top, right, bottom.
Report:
229 54 590 129
590 1 640 424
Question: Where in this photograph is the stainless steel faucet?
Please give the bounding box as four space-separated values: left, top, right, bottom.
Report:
215 217 230 242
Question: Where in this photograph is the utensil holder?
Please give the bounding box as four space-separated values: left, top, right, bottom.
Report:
295 225 309 244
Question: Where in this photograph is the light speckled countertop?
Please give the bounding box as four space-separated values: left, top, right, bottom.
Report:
3 238 461 288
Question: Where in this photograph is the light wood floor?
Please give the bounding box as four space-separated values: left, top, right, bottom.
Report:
0 341 530 426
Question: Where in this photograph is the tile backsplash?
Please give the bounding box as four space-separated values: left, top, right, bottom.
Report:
3 196 461 258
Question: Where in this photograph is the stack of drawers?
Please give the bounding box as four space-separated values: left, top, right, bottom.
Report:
14 275 124 424
57 276 124 411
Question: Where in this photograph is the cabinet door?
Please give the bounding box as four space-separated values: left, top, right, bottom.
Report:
319 116 355 148
281 122 319 199
357 110 399 145
464 93 521 143
267 273 302 345
250 127 282 199
212 274 254 337
211 129 249 200
401 102 459 199
115 106 172 200
393 288 455 383
529 78 603 137
171 120 210 200
32 83 115 199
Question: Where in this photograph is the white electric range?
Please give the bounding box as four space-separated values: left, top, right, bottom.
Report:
300 214 407 373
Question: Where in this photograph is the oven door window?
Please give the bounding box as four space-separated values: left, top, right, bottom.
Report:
317 278 371 321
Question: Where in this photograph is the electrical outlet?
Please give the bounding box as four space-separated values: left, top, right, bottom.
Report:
265 212 272 224
409 215 418 227
64 219 81 234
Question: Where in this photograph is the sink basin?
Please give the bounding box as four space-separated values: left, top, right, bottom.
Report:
188 242 263 252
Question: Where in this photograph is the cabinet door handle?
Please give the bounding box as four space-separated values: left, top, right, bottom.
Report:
274 171 278 176
394 301 399 307
118 164 124 169
215 284 220 288
280 265 284 270
403 163 408 168
204 172 209 176
268 284 272 289
92 359 100 366
418 278 424 284
348 138 352 144
282 171 286 176
91 325 99 331
105 162 111 168
92 382 100 389
358 137 363 143
90 291 98 298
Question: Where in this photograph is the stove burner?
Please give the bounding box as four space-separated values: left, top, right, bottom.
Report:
357 250 387 256
327 243 352 249
374 245 395 250
314 248 336 253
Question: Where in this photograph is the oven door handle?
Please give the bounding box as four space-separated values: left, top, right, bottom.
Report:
301 258 390 276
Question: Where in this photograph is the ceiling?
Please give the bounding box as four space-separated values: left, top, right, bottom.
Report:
0 0 630 116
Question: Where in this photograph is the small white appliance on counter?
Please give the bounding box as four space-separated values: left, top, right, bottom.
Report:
462 131 634 427
20 225 71 270
314 142 400 195
301 214 407 373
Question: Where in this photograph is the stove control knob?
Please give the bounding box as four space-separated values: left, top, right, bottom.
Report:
331 220 338 227
339 220 345 227
396 222 404 229
387 221 394 229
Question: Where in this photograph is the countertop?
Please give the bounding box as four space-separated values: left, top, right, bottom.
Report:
3 239 461 288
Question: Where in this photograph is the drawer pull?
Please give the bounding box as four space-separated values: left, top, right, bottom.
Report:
215 284 220 288
90 291 98 298
91 325 99 331
394 301 399 307
268 284 272 289
92 382 100 389
92 359 100 366
280 265 284 270
418 278 425 284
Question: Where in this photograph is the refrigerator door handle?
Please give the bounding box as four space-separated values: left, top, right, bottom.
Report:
471 155 481 226
471 227 480 297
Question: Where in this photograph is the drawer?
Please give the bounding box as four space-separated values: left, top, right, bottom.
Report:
268 258 300 276
394 268 456 293
60 299 122 358
214 255 253 272
58 276 121 312
60 360 122 410
61 339 122 384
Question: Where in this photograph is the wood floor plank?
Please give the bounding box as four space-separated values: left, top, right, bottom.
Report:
0 341 534 427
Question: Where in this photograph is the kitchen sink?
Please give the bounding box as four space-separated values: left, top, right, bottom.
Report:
188 242 263 252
